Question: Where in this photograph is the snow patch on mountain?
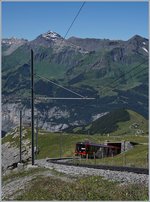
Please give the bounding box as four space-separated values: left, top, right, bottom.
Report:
92 112 109 121
142 47 148 53
42 30 62 40
2 37 27 45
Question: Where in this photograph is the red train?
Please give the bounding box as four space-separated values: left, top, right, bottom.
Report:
75 141 121 158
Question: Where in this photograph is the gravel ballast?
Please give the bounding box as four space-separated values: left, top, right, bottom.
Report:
35 159 149 186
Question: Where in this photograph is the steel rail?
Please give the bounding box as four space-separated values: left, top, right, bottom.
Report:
46 158 149 175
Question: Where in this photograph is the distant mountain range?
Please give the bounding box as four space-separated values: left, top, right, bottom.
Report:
2 30 149 133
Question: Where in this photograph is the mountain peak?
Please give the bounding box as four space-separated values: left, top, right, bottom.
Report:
41 30 63 40
132 34 142 39
128 34 147 42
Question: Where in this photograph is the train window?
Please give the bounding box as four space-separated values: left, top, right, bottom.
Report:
76 143 86 152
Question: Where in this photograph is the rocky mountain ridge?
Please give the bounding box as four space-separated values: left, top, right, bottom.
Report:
67 34 148 54
2 37 28 46
2 37 28 56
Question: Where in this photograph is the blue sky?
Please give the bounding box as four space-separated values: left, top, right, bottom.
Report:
2 1 149 41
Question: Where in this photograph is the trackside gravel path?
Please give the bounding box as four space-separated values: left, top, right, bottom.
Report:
35 159 149 185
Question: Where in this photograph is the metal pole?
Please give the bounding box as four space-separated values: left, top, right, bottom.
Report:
146 153 148 168
59 132 62 158
31 49 34 165
124 141 125 166
20 110 22 163
36 114 38 159
94 152 96 165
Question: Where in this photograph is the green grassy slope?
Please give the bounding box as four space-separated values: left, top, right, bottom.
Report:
68 109 148 135
2 127 148 168
113 109 148 136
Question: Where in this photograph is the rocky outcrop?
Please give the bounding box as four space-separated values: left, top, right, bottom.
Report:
2 103 73 133
2 129 32 172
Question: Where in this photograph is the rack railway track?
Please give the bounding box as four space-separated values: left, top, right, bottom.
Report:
46 157 149 175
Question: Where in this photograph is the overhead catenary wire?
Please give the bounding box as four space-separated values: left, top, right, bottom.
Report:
106 59 148 90
63 2 86 39
36 74 85 98
111 65 148 91
97 59 148 98
35 97 95 100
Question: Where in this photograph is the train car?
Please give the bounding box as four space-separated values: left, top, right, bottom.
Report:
75 142 121 158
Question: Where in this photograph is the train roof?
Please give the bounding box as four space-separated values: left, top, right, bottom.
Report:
76 142 120 149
